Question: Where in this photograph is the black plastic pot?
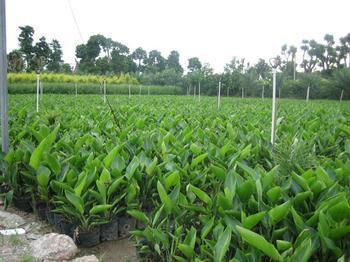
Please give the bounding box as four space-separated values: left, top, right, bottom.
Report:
53 213 65 232
118 216 136 239
100 216 119 241
13 195 33 213
60 220 75 238
75 226 101 247
35 202 47 221
45 206 55 225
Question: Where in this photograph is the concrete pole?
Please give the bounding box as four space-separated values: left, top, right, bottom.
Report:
198 82 201 102
0 0 9 152
103 80 106 103
306 86 310 102
271 69 277 146
217 81 221 109
293 60 296 81
340 89 344 102
40 81 43 98
262 85 265 99
36 74 40 112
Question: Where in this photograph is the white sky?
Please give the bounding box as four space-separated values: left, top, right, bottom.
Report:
6 0 350 72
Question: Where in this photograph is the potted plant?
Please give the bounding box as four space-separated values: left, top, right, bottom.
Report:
89 169 127 241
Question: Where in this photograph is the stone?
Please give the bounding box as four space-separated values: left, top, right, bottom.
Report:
0 210 26 228
30 233 78 261
73 255 99 262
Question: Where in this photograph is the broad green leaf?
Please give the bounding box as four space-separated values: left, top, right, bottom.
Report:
145 157 157 176
242 211 266 229
191 153 208 168
104 146 120 168
96 179 107 204
187 184 212 206
267 186 282 203
214 226 231 262
237 180 255 202
37 165 51 187
268 200 291 225
236 226 281 261
125 156 139 180
107 177 124 197
30 124 60 169
89 204 112 215
165 172 180 189
127 210 149 224
211 165 226 181
276 240 292 251
201 216 215 239
157 181 173 214
100 168 111 184
289 238 312 262
65 190 84 215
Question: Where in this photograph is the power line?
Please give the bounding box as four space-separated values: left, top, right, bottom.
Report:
67 0 84 43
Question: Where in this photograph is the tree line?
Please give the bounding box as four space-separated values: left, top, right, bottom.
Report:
7 25 350 99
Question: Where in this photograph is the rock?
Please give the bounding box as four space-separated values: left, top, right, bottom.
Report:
0 210 26 228
30 233 78 261
23 221 44 233
73 255 99 262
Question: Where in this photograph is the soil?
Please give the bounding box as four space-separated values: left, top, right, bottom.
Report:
0 204 137 262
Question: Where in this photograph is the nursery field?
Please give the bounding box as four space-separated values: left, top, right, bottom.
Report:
1 94 350 261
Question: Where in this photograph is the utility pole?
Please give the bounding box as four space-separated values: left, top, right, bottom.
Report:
0 0 8 152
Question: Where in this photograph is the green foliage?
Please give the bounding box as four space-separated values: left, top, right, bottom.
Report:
1 95 350 260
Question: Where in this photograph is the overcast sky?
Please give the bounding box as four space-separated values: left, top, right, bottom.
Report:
6 0 350 72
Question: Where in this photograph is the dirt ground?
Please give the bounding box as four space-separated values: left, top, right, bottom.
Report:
0 206 138 262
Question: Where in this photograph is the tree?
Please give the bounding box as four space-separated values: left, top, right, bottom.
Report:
61 63 72 74
145 50 166 73
300 40 318 73
254 59 270 80
18 25 34 71
32 36 51 72
99 37 116 62
7 50 24 72
131 47 147 72
339 33 350 68
288 46 297 80
323 34 337 71
187 57 202 72
167 50 183 74
47 39 63 72
224 57 246 95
